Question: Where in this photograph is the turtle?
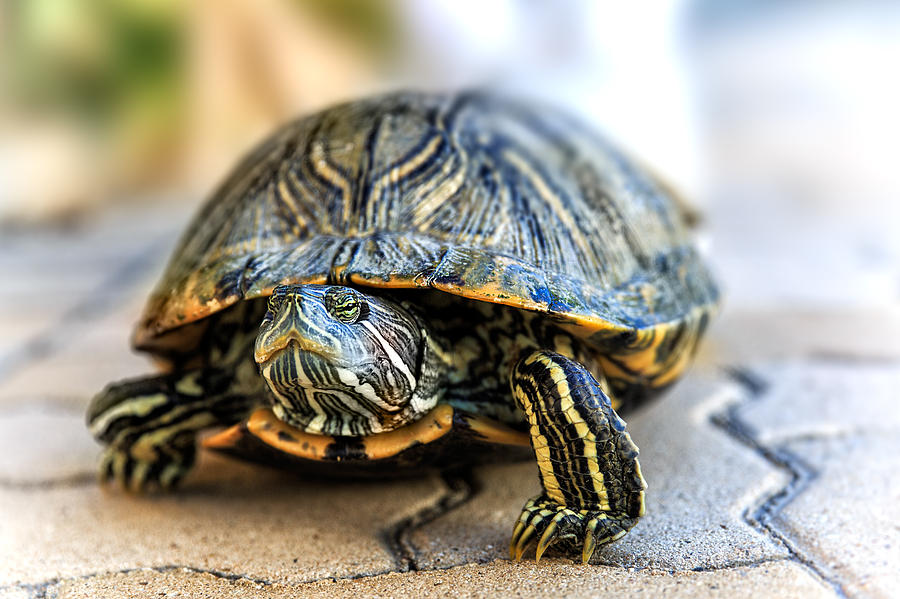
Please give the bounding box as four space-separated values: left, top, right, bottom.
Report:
87 91 718 563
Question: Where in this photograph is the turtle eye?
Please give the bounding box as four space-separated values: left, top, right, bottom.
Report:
324 288 367 324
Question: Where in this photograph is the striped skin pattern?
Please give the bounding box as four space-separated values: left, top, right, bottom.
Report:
252 286 616 439
592 307 711 408
87 301 269 491
413 289 609 422
87 285 666 559
87 372 257 491
510 351 645 563
254 285 448 436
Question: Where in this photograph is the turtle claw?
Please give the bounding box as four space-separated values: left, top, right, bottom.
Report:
512 523 537 561
509 495 639 563
534 519 559 562
510 496 580 562
581 528 598 564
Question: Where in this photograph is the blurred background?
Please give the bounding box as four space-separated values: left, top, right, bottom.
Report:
1 0 898 316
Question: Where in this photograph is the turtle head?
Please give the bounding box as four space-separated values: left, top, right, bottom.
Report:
254 284 444 436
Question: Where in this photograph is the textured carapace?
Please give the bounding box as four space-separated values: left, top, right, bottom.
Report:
134 91 718 390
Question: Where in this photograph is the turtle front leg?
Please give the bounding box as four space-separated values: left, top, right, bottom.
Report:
509 350 646 563
87 370 256 491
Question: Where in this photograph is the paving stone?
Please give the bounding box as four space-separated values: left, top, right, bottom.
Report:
777 435 899 599
0 290 153 409
0 196 190 275
48 558 836 599
734 360 900 599
0 451 446 587
409 372 790 570
80 195 196 243
738 361 900 444
701 307 900 365
0 238 168 386
0 220 170 309
0 318 49 369
0 200 184 374
0 403 97 485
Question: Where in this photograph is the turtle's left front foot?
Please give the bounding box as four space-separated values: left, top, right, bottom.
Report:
510 495 640 563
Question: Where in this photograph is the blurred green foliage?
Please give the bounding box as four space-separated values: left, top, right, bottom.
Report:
3 0 184 131
2 0 395 132
295 0 398 60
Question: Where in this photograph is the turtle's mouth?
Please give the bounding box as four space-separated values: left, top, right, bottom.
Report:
257 343 404 436
254 337 335 365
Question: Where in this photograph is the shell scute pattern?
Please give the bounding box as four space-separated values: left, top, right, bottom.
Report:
135 92 718 375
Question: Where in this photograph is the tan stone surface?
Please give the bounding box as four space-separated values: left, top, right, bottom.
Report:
0 293 153 408
738 362 900 443
777 436 899 599
735 361 900 599
0 403 96 484
0 218 169 313
0 451 445 587
51 559 836 599
0 227 169 407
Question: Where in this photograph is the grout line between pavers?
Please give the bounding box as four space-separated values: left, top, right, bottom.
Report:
380 467 479 572
714 366 849 598
4 565 277 599
5 556 807 597
290 554 800 585
0 473 95 491
684 555 794 573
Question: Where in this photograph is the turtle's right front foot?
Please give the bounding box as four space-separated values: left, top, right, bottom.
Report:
510 350 647 563
510 495 640 563
87 372 219 492
97 436 196 492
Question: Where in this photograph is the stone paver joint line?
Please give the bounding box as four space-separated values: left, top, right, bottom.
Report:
4 555 817 598
1 565 277 599
382 467 479 572
0 473 95 491
715 367 847 598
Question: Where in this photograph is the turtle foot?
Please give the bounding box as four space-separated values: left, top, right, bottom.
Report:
509 495 639 563
98 438 196 493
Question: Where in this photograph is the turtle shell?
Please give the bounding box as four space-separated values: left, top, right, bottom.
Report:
135 92 718 365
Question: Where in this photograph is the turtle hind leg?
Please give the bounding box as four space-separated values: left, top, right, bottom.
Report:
87 369 256 492
509 350 646 563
